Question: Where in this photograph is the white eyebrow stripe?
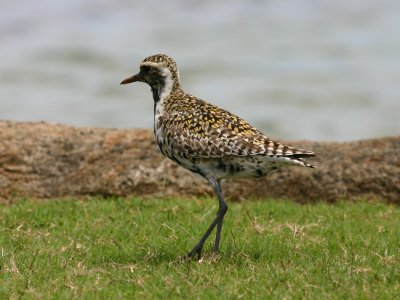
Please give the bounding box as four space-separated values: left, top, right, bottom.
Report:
141 62 164 68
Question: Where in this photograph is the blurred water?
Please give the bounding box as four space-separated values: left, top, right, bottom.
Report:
1 0 400 141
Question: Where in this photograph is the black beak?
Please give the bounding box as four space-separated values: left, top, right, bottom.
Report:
120 73 141 85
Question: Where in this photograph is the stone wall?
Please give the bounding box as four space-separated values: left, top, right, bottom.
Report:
0 120 399 203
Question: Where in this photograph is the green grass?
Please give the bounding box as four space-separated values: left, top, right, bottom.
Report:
1 197 400 299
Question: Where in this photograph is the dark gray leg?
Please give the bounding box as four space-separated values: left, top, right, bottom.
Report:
187 176 228 259
213 179 227 254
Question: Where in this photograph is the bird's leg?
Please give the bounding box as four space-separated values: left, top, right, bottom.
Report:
213 179 227 254
187 177 228 259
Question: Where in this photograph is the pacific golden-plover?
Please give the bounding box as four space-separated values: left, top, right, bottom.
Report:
121 54 316 259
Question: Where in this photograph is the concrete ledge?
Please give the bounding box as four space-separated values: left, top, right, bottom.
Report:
0 120 399 203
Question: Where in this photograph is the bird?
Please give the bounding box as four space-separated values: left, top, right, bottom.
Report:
121 54 316 259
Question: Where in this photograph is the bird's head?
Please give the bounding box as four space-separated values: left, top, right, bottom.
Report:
121 54 181 101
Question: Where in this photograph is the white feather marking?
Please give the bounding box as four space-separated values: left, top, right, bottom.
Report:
143 62 174 149
158 67 174 101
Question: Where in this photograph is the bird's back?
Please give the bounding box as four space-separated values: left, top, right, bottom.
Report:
154 93 315 179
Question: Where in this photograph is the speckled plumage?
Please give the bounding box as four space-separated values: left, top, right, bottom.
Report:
121 53 316 258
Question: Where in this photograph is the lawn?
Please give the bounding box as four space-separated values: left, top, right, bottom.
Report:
1 197 399 299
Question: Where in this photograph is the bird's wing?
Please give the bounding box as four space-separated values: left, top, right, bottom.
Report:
161 101 315 159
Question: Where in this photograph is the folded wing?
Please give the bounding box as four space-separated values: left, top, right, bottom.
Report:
162 100 316 161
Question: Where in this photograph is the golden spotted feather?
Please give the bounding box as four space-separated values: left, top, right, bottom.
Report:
159 94 315 163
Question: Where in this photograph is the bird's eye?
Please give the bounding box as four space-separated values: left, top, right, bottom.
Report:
141 66 151 74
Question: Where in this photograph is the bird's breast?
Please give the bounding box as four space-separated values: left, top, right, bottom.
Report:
153 115 203 175
154 115 168 157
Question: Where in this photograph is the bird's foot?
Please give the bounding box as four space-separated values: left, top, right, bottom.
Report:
185 245 203 260
183 248 221 262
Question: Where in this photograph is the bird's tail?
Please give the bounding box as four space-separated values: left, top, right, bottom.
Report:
291 157 317 168
264 139 317 168
283 147 317 168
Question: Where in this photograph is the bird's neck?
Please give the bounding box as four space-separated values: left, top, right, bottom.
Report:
152 80 183 117
150 79 181 103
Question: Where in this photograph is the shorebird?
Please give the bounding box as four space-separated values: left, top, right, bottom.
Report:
121 54 316 259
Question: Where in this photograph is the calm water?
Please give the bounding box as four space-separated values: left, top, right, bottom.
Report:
1 0 400 141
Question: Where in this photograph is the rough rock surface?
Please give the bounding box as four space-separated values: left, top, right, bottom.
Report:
0 120 399 203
